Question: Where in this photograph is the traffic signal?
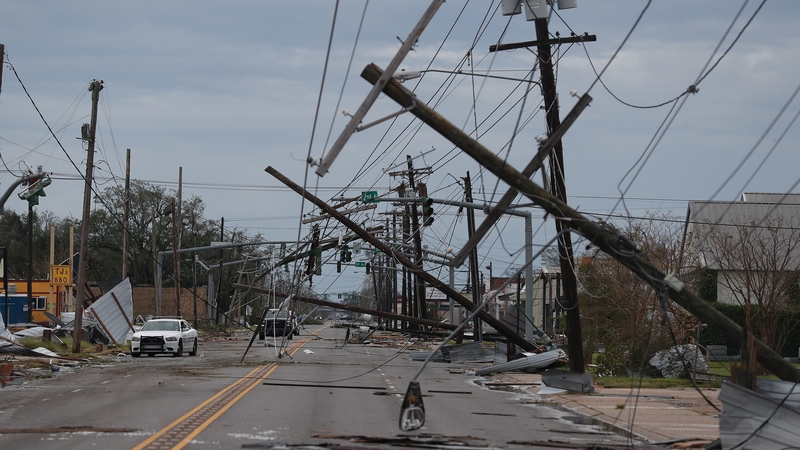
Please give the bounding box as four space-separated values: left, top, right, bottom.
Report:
18 175 52 205
422 197 434 226
314 247 322 276
366 263 371 274
337 261 342 273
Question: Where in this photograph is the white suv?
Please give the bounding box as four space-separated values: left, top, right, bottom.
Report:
130 318 198 357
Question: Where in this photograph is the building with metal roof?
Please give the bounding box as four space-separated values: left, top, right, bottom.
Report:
682 193 800 305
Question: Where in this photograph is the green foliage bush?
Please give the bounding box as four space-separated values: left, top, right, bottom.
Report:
700 303 800 357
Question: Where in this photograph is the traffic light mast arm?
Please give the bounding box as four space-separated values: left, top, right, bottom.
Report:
0 171 49 213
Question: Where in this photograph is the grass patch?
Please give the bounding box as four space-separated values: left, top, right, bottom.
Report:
708 361 733 377
18 337 68 354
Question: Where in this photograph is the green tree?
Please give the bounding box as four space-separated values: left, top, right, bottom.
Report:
578 212 699 375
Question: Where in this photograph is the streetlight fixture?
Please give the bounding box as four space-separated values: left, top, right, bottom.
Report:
502 0 576 17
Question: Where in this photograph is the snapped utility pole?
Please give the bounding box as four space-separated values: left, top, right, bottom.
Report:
73 79 103 353
314 0 444 177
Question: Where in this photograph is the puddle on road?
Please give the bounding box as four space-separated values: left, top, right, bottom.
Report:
471 377 637 443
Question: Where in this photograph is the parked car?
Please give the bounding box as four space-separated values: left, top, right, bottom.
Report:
259 309 298 340
130 318 198 357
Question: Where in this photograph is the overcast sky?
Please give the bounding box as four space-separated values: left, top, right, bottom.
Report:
2 1 799 296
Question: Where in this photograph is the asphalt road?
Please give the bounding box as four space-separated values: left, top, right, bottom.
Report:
0 324 640 449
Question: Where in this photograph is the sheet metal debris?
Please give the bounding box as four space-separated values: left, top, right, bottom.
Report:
309 433 501 450
719 378 800 450
84 278 134 344
475 349 565 376
541 369 594 394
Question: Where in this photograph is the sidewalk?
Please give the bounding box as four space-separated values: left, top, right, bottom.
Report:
496 373 721 444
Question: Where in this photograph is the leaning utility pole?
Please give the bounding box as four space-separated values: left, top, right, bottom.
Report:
533 17 584 373
73 79 103 353
359 63 800 382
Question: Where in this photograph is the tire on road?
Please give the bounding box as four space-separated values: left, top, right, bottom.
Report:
188 338 198 356
173 340 183 357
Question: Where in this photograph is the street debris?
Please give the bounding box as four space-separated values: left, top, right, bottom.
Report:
649 344 709 379
541 369 595 394
475 349 565 376
84 278 134 345
719 378 800 449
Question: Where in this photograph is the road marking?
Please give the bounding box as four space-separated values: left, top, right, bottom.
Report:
133 328 325 450
100 380 110 385
70 389 82 393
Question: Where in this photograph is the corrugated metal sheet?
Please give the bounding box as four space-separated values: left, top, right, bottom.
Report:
475 349 564 376
85 278 134 344
719 379 800 450
0 309 19 349
0 312 39 355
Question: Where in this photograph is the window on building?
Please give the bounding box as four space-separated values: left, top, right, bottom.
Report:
32 296 47 310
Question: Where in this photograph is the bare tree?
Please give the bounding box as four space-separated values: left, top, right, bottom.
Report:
699 215 800 354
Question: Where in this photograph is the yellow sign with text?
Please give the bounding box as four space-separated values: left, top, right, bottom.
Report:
51 265 72 286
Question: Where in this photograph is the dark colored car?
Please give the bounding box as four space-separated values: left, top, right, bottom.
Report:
259 309 298 340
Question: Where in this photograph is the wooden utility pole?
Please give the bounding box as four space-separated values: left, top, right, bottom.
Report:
0 43 4 94
27 200 33 323
463 172 483 340
68 226 73 313
171 198 180 316
533 17 584 373
398 183 410 329
73 79 102 353
359 63 800 382
152 208 158 314
173 168 183 316
216 217 224 323
406 156 427 322
266 166 539 352
192 214 198 327
49 225 54 319
122 148 130 280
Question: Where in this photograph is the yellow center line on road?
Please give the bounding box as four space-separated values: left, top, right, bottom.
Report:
132 326 327 450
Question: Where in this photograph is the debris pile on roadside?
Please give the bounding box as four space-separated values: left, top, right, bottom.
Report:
1 279 134 356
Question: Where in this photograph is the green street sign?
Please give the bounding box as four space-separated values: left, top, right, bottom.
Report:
361 191 380 204
354 261 366 268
